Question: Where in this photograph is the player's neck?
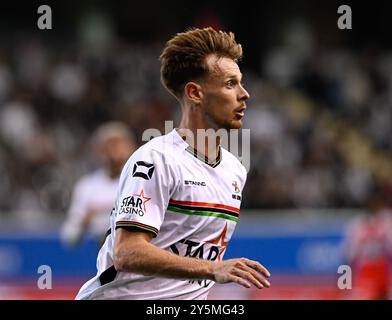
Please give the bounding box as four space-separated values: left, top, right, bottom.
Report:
178 115 221 163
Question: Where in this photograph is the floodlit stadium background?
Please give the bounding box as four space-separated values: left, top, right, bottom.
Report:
0 0 391 299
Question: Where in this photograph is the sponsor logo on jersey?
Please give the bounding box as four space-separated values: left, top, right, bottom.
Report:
231 180 241 200
132 161 155 180
184 180 207 186
169 223 229 288
118 189 151 216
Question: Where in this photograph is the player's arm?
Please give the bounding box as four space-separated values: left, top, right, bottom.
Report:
60 179 90 246
113 228 271 289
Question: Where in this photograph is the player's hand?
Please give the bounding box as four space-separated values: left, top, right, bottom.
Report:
212 258 271 289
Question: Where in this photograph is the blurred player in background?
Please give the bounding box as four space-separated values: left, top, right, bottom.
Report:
344 186 392 299
60 122 136 247
76 27 271 300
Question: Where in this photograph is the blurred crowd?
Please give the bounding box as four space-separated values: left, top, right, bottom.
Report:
1 20 392 222
244 35 392 209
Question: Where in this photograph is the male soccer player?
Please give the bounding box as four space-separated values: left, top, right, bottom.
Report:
76 27 271 300
60 122 136 247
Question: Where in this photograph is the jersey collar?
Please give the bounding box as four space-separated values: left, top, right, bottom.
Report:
172 129 222 168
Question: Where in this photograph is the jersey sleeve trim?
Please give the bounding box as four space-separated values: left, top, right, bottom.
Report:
115 221 159 237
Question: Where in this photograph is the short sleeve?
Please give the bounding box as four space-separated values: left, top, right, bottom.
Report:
113 146 174 237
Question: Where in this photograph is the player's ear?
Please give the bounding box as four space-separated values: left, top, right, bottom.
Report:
184 81 203 104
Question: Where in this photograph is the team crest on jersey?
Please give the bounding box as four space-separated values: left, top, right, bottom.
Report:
132 161 155 180
232 181 241 200
118 189 151 216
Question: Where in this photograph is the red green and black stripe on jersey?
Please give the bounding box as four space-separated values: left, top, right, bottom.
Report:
167 199 239 222
116 221 159 237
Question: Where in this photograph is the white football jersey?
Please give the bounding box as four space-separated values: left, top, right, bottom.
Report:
60 169 118 245
76 129 247 300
